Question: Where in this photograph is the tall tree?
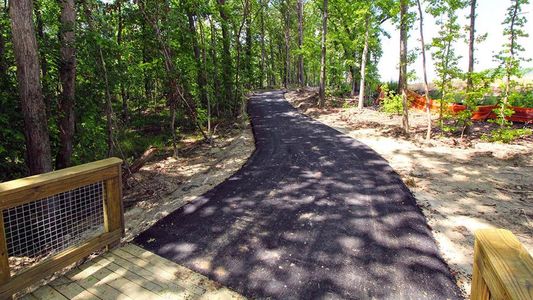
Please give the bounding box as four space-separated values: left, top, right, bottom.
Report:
217 0 233 108
466 0 476 92
430 2 463 128
297 0 304 86
318 0 328 107
0 9 6 81
82 1 115 157
283 0 291 88
187 8 208 108
117 0 129 124
259 0 267 88
33 1 50 111
9 0 53 174
399 0 409 133
358 12 370 110
56 0 77 169
497 0 529 126
416 0 431 140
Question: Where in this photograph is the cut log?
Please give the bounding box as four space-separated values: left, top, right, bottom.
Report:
122 147 158 182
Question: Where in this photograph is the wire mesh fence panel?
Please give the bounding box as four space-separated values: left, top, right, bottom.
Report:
3 181 105 273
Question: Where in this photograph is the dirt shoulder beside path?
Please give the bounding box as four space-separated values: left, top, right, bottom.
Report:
285 89 533 297
123 124 255 242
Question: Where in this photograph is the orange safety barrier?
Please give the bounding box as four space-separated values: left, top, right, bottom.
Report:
377 88 533 123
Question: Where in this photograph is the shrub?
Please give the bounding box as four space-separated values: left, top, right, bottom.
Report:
509 90 533 108
380 84 403 115
482 127 532 143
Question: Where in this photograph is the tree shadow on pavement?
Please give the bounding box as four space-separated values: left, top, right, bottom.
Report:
134 91 462 299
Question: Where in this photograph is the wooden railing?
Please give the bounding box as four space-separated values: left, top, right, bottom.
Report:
0 158 124 299
471 229 533 300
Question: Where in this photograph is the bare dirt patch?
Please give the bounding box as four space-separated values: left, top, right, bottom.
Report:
286 88 533 297
122 124 255 242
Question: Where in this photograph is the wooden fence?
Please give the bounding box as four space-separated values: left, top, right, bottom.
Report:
471 229 533 300
0 158 124 299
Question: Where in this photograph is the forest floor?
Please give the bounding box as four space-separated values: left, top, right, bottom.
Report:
122 124 255 242
285 88 533 297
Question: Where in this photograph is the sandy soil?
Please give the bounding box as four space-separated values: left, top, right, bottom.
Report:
123 124 255 242
285 88 533 297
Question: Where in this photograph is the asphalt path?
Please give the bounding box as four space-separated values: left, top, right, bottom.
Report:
134 91 461 299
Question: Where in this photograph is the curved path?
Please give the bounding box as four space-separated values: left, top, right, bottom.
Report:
134 91 461 299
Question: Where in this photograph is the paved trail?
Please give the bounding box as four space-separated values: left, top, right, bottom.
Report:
134 91 461 299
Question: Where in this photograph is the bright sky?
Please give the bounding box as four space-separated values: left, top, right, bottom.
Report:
378 0 533 83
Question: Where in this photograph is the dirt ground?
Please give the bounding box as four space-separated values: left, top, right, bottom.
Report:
122 124 255 242
285 88 533 297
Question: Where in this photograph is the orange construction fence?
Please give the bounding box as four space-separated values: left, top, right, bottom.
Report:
378 89 533 123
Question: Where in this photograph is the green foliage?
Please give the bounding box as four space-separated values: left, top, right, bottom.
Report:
380 84 403 114
482 127 532 143
2 0 532 181
509 88 533 108
449 71 497 133
430 4 463 102
491 104 515 128
492 0 530 128
385 81 399 94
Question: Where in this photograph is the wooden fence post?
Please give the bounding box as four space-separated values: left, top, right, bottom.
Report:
103 164 124 249
470 229 533 300
0 214 11 297
471 237 490 300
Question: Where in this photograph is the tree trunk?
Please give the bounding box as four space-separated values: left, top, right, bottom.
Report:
217 0 233 109
210 16 221 117
9 0 53 174
269 37 276 86
260 0 266 88
244 2 253 90
117 1 129 124
358 15 370 110
198 17 211 134
318 0 328 107
416 0 431 141
233 0 249 110
0 12 7 82
34 1 50 113
284 1 290 88
297 0 304 86
56 0 77 169
187 11 208 108
502 0 519 127
399 0 409 134
466 0 476 92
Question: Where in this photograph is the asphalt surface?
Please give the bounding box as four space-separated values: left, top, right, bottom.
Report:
134 91 462 299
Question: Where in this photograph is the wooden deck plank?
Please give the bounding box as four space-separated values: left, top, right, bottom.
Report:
96 254 194 299
48 276 101 300
31 285 69 300
18 244 246 300
19 293 39 300
77 261 166 300
119 246 212 287
92 256 191 299
115 246 208 295
64 266 131 300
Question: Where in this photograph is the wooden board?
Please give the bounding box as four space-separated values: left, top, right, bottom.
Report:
19 245 246 300
471 229 533 300
0 158 122 210
0 230 121 298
